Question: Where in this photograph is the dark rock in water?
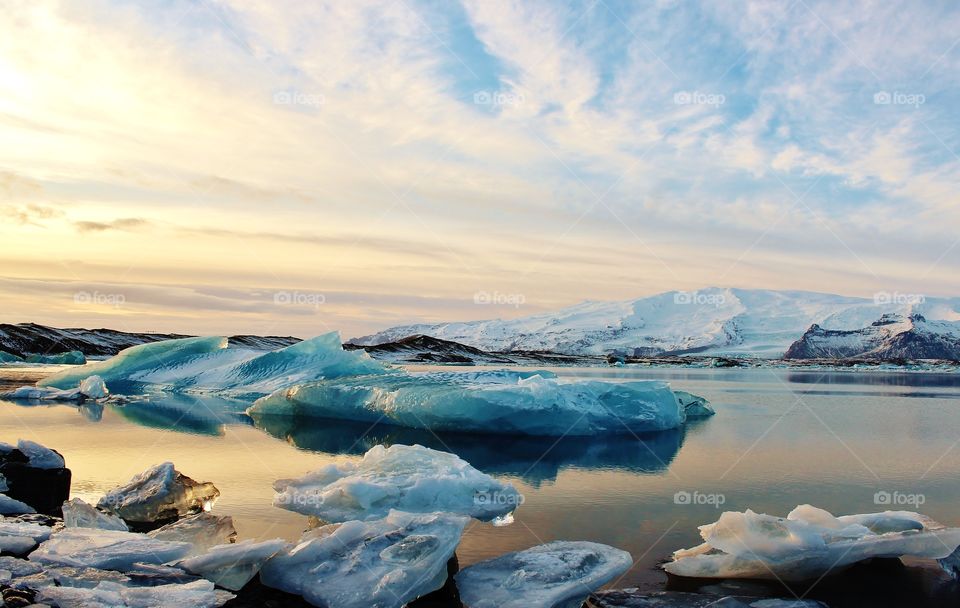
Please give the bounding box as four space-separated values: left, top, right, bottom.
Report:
712 357 741 368
588 590 828 607
1 585 37 608
0 449 71 517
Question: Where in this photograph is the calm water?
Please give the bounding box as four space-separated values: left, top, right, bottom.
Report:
3 365 960 606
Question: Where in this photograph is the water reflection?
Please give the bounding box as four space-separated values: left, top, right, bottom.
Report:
249 413 686 485
108 393 251 436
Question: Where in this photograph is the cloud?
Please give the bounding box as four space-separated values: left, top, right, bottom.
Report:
74 218 148 233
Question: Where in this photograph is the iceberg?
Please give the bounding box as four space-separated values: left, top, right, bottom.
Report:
147 513 237 555
29 527 194 570
250 371 689 436
455 540 632 608
663 504 960 581
273 443 521 523
0 350 23 363
3 376 108 402
259 510 468 608
36 579 232 608
62 498 128 531
98 462 220 526
178 538 286 591
675 390 715 418
39 332 385 397
26 350 86 365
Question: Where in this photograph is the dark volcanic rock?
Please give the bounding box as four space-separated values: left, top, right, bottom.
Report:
0 322 301 359
0 448 71 516
346 334 516 364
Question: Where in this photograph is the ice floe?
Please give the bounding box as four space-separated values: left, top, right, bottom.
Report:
178 538 286 590
62 498 128 531
35 579 233 608
664 504 960 581
98 462 219 525
147 513 237 555
29 527 194 570
0 517 53 555
260 510 468 608
273 444 521 523
455 540 632 608
2 375 108 402
250 370 690 436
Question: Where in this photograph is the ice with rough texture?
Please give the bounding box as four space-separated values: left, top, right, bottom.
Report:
36 579 233 608
62 498 129 531
251 370 689 436
178 538 286 590
148 513 237 556
273 444 521 523
0 517 52 554
0 494 36 516
16 439 66 469
455 540 632 608
29 527 193 570
664 504 960 581
3 376 108 402
98 462 220 524
26 350 86 365
260 510 468 608
675 390 715 418
40 332 386 397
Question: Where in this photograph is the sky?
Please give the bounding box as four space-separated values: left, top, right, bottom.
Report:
1 0 958 340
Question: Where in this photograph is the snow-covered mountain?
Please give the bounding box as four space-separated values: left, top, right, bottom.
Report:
351 288 960 359
784 313 960 360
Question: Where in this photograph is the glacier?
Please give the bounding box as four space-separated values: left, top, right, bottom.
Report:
454 540 632 608
663 504 960 581
249 371 689 436
272 443 521 523
259 510 468 608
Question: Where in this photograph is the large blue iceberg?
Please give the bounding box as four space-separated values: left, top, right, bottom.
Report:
35 332 711 436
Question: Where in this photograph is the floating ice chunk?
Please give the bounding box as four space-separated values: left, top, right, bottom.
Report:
0 493 36 516
664 504 960 581
251 371 689 436
29 527 193 570
260 510 468 608
39 333 387 397
62 498 128 531
16 440 65 469
178 538 287 591
26 350 86 365
273 444 521 523
3 378 107 402
148 513 237 556
98 462 219 525
79 375 108 399
0 518 54 554
36 579 232 608
675 390 715 418
455 540 632 608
